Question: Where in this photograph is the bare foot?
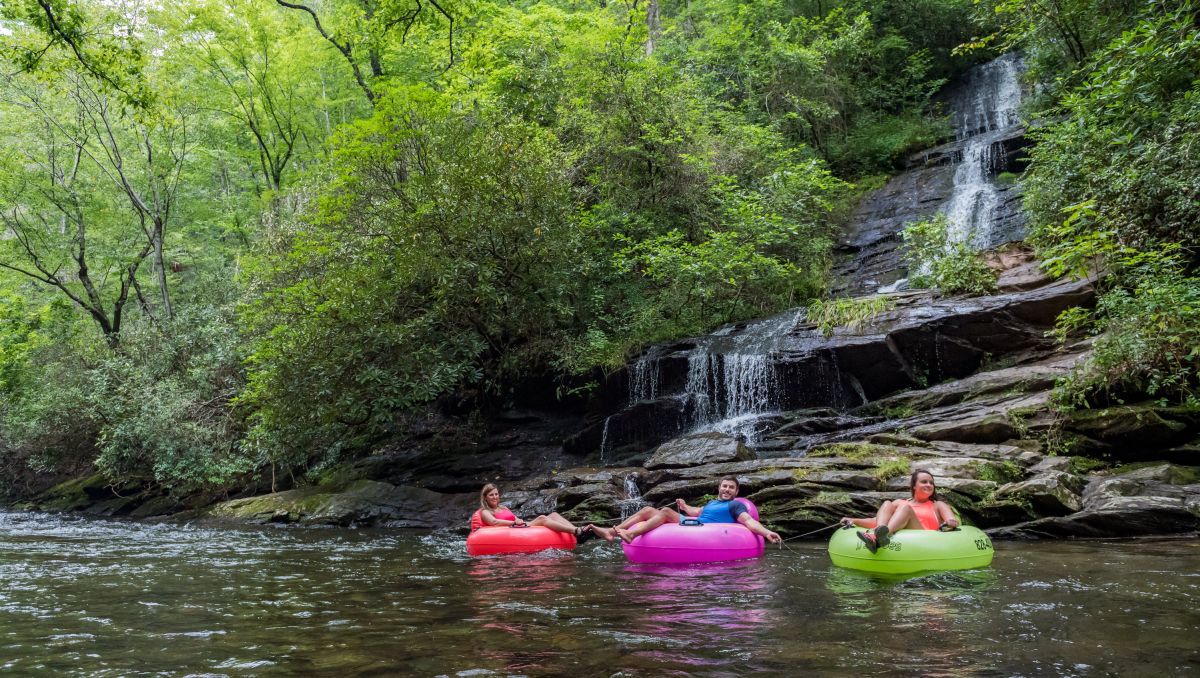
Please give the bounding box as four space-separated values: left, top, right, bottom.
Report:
614 527 635 544
589 524 615 542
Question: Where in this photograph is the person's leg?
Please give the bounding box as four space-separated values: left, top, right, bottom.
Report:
885 502 923 534
859 501 905 553
616 508 680 543
547 512 584 534
528 514 577 534
589 524 617 541
873 499 900 527
615 506 660 531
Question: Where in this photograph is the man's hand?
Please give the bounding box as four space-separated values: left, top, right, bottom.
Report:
839 517 855 528
675 498 687 512
765 531 782 544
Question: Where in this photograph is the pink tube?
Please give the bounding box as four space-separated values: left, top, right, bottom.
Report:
621 498 766 564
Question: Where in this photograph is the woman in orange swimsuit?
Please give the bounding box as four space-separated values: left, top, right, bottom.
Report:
839 469 960 553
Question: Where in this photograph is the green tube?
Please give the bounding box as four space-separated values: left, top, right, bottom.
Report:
827 525 994 574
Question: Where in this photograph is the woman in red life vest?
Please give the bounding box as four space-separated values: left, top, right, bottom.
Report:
839 469 960 553
470 483 591 538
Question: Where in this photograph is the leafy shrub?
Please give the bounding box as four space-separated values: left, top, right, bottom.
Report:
0 283 249 495
1051 246 1200 409
901 213 998 295
806 295 895 338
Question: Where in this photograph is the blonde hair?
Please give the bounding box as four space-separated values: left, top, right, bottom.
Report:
479 483 500 511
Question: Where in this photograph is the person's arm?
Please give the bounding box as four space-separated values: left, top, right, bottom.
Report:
481 509 523 527
737 513 782 544
935 502 960 528
675 498 701 517
839 517 878 528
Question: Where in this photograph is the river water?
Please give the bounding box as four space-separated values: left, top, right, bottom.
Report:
1 511 1197 677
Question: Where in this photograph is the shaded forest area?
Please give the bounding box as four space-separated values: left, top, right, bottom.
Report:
1 0 1196 500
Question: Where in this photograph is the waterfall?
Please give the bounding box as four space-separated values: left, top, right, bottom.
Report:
618 474 649 520
628 356 660 404
599 415 612 464
684 350 777 442
942 53 1024 247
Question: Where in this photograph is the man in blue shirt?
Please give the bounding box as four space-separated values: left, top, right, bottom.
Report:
598 476 781 544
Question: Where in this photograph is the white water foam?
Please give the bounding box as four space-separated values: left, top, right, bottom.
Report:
943 53 1024 247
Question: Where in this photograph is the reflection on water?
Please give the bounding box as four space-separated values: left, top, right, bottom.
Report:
2 510 1199 676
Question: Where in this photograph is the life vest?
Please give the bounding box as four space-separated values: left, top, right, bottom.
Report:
470 507 518 531
910 499 941 530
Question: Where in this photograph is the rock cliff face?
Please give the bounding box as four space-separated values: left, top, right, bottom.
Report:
832 52 1031 296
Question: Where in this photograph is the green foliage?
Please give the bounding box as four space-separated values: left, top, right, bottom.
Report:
1051 246 1200 409
1025 6 1200 259
0 0 1024 494
0 283 248 493
901 214 998 295
1070 456 1109 474
241 92 575 463
972 0 1143 89
871 456 912 480
975 460 1023 484
806 295 895 338
807 442 882 460
669 0 970 176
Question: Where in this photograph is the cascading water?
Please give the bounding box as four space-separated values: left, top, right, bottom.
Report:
617 474 649 520
599 416 613 464
628 357 660 403
674 308 803 442
942 53 1024 246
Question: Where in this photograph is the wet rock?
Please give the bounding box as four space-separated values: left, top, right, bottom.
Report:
861 351 1082 414
755 488 907 536
560 494 624 524
910 412 1021 444
968 499 1039 527
987 496 1199 539
1081 464 1200 509
205 480 474 528
640 478 728 505
994 471 1084 515
988 463 1200 538
1062 405 1197 459
1026 456 1069 474
644 432 756 469
989 246 1054 292
800 470 881 491
574 274 1095 459
554 483 620 511
775 414 885 435
1163 440 1200 465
